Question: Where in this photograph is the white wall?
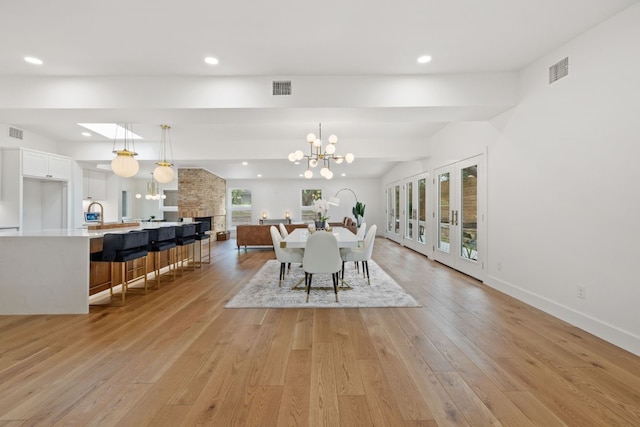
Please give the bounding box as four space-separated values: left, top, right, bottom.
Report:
386 4 640 355
226 178 383 233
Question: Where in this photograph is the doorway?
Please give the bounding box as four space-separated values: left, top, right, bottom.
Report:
433 155 485 280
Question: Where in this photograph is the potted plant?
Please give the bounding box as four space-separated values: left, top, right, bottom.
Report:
352 201 365 227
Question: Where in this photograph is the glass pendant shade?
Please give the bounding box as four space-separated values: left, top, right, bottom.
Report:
111 151 139 178
153 162 174 184
111 123 139 178
155 124 175 184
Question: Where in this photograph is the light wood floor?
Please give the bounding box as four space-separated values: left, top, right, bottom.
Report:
1 238 639 426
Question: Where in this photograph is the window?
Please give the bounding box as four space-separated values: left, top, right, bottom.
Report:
301 189 322 222
230 188 252 227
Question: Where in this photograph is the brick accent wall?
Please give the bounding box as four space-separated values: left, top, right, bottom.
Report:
177 168 226 231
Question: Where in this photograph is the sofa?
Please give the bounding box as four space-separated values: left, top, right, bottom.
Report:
329 217 357 235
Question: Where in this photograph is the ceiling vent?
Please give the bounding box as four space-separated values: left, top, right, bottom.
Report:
549 57 569 84
9 126 24 140
272 80 292 96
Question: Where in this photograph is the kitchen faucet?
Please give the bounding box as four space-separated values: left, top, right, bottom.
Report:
86 201 104 225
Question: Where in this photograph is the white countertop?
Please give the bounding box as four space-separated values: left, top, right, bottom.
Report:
0 222 187 238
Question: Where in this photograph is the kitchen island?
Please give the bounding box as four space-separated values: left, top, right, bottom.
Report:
0 223 197 315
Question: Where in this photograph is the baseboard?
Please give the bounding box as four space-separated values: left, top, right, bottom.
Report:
484 275 640 357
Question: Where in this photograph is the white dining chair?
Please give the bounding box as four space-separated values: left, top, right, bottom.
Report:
302 231 342 302
340 224 377 285
279 222 289 239
353 221 367 271
356 222 367 241
270 226 304 287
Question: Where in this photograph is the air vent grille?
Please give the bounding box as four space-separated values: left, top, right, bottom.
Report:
272 80 292 96
549 57 569 84
9 126 24 140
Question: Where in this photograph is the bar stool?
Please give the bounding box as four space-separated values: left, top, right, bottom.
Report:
146 226 176 287
174 223 196 273
194 221 211 267
90 230 149 305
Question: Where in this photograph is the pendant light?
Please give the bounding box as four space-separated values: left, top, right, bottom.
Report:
111 123 139 178
153 124 175 184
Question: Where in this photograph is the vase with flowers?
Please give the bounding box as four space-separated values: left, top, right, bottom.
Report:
313 199 330 230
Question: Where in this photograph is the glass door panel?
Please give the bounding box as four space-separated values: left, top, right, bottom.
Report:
394 184 400 235
405 181 413 239
418 178 426 244
460 165 478 261
438 172 450 253
387 187 394 233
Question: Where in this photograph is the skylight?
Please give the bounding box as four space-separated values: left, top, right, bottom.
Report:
78 123 143 140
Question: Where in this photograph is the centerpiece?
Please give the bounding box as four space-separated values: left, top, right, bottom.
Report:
313 199 330 230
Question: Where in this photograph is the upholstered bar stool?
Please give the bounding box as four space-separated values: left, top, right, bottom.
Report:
194 221 211 267
174 223 196 273
146 226 176 287
90 230 149 305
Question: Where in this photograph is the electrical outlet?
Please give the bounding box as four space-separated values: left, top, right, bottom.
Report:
577 285 586 299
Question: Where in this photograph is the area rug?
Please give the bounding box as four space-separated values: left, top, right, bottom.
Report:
225 259 420 308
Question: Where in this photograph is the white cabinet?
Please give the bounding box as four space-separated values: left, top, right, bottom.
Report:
83 170 107 200
22 150 71 181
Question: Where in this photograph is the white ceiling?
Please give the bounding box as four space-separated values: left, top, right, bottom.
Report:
1 0 637 179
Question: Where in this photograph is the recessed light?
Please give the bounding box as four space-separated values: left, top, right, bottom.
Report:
294 161 300 165
81 132 91 137
204 56 219 65
417 55 432 64
24 56 43 65
257 174 262 178
341 173 346 177
242 161 248 166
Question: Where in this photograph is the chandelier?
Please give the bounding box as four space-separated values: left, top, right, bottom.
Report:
111 123 139 178
135 173 166 200
153 124 175 184
288 123 354 179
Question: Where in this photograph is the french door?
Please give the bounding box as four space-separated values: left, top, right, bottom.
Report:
434 155 485 280
385 181 401 244
403 173 429 255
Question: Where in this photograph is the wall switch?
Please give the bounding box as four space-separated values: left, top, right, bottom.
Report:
577 285 586 299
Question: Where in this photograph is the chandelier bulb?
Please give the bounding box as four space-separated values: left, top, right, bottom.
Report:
328 135 338 144
307 133 316 143
325 144 336 155
288 152 296 162
294 150 304 161
345 153 355 163
309 159 318 168
304 169 313 179
313 138 322 148
325 170 334 179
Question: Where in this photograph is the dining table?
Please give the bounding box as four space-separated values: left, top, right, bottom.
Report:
282 226 359 249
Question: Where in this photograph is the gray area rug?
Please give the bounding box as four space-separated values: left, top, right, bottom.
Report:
226 259 420 308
